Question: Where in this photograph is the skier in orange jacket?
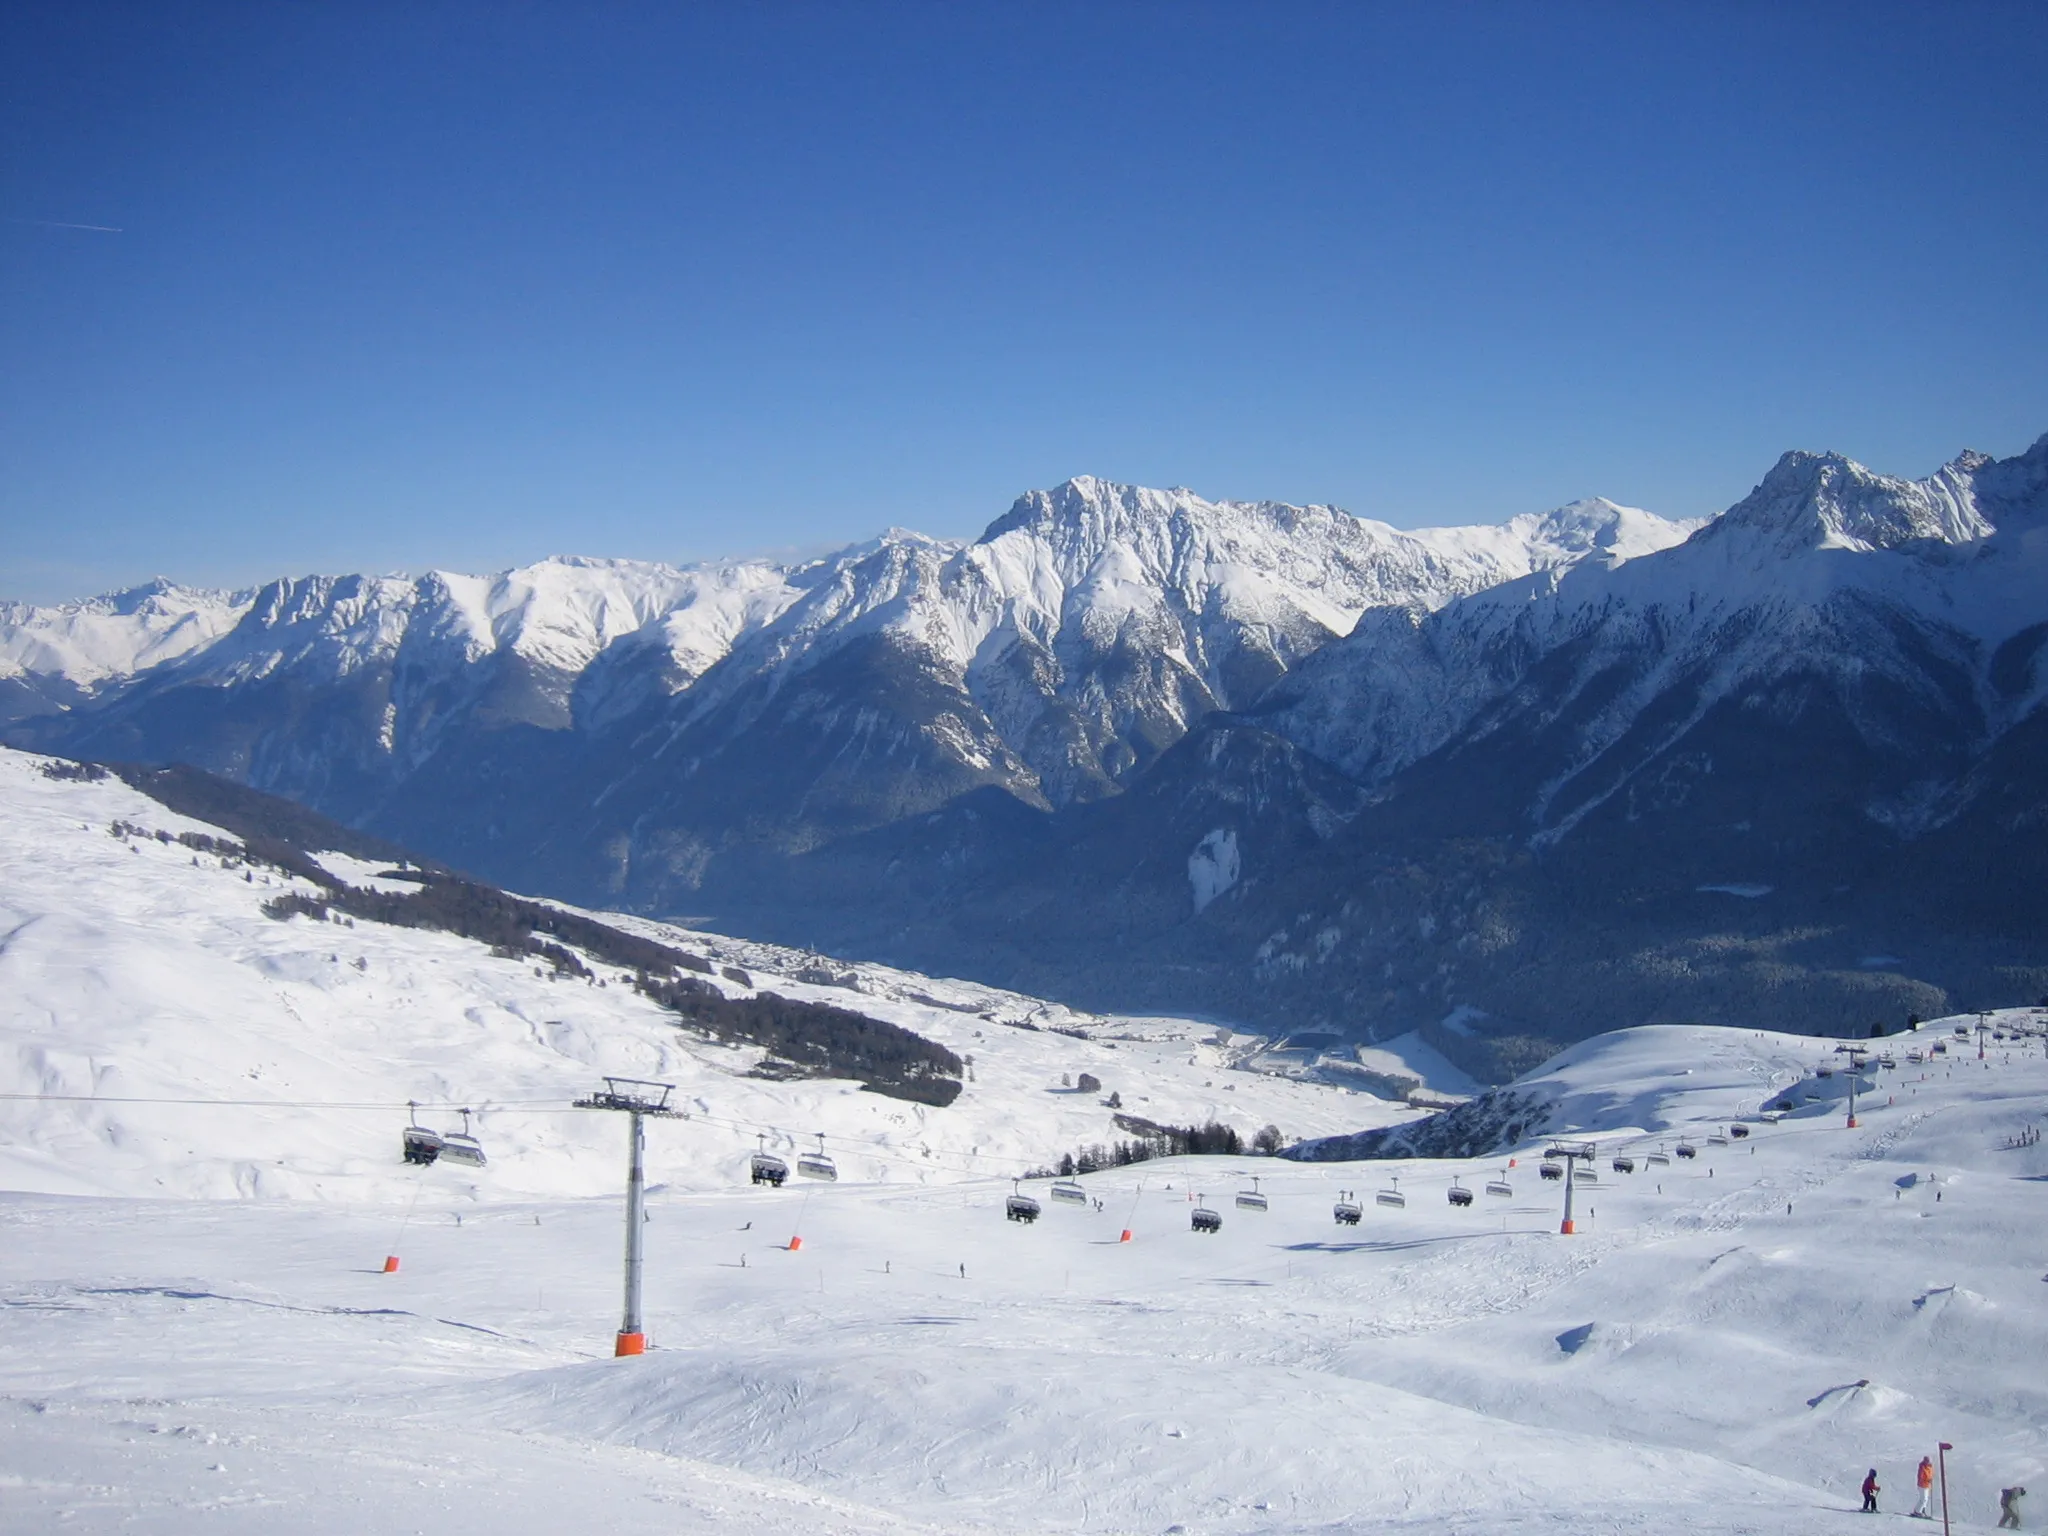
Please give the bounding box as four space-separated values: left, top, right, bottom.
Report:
1915 1456 1935 1519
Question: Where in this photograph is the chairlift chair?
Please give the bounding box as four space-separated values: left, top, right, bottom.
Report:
1485 1170 1514 1198
1611 1154 1636 1173
1447 1179 1474 1208
1646 1147 1672 1167
1375 1176 1406 1209
1539 1159 1565 1181
1728 1124 1750 1139
1707 1132 1729 1146
749 1134 789 1187
1816 1065 1833 1078
1235 1177 1268 1212
796 1132 838 1182
1572 1165 1597 1183
438 1108 487 1168
1190 1201 1222 1233
400 1102 443 1166
1674 1141 1697 1160
1333 1190 1363 1225
1005 1182 1042 1224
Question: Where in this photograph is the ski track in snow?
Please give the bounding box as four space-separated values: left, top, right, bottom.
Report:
2 747 2046 1533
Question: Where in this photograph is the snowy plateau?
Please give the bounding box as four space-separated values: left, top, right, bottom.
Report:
3 747 2046 1535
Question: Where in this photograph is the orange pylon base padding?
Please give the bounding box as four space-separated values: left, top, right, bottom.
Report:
382 1255 400 1273
1560 1220 1576 1235
1846 1116 1859 1128
1119 1229 1132 1243
615 1332 646 1356
787 1235 802 1251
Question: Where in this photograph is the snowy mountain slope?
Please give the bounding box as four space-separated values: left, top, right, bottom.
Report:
4 479 1692 881
0 746 1399 1203
0 578 255 725
1267 435 2048 827
3 952 2043 1532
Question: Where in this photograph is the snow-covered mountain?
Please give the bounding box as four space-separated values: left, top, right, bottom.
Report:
1 477 1692 872
1263 437 2048 819
7 447 2043 1075
0 577 256 724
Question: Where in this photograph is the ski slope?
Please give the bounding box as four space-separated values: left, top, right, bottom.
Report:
0 747 1395 1204
2 748 2045 1534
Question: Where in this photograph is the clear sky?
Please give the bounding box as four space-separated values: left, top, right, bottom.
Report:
3 2 2045 603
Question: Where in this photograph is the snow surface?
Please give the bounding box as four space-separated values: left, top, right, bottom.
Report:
0 579 255 688
3 747 2045 1534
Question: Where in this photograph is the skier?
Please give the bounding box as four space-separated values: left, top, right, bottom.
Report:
1914 1456 1934 1518
1862 1468 1881 1513
1999 1485 2026 1528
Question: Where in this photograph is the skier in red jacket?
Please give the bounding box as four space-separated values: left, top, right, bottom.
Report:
1863 1469 1882 1513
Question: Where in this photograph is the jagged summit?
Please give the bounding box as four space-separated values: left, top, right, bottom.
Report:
1707 444 1998 555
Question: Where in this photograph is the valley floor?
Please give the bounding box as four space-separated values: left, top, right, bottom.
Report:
4 1021 2045 1534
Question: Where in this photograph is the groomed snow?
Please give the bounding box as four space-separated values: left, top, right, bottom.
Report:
2 748 2044 1534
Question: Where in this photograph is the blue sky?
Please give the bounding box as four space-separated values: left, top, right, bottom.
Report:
3 2 2045 602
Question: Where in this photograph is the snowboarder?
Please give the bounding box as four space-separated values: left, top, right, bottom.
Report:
1862 1468 1881 1513
1999 1485 2026 1528
1914 1456 1934 1518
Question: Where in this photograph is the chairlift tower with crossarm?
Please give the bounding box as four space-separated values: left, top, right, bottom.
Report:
1545 1142 1597 1234
574 1078 682 1356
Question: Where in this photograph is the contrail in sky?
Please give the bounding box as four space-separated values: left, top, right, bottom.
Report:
9 218 124 233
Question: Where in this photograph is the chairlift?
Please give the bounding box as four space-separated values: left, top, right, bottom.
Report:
1674 1141 1697 1160
400 1102 443 1166
1485 1169 1514 1198
1235 1176 1268 1212
1447 1179 1474 1208
1707 1132 1729 1146
1611 1154 1636 1174
1190 1200 1222 1234
1333 1190 1363 1225
1572 1165 1597 1183
1050 1180 1089 1206
1646 1147 1672 1167
1539 1159 1564 1181
1932 1041 1948 1055
749 1134 789 1187
1728 1124 1750 1139
1375 1176 1406 1209
435 1108 487 1168
1816 1066 1834 1078
1879 1055 1898 1069
1906 1050 1925 1065
796 1132 838 1182
1005 1181 1041 1224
